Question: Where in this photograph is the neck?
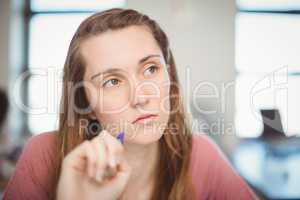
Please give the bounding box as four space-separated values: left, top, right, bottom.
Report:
123 140 159 189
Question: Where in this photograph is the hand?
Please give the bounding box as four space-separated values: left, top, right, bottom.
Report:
56 130 131 200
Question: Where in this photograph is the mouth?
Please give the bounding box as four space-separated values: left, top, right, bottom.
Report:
132 114 158 124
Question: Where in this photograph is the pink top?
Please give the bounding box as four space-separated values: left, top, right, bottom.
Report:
3 132 257 200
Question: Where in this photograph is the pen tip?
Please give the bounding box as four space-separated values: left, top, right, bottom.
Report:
117 132 124 144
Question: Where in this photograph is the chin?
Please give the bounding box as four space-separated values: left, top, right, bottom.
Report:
126 128 164 145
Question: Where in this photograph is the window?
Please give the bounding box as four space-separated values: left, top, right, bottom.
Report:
237 0 300 11
27 0 126 134
31 0 125 12
235 1 300 137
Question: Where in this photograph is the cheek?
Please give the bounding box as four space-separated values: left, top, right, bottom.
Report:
99 86 130 113
85 85 129 118
97 112 138 139
101 94 128 112
97 113 123 134
86 87 129 113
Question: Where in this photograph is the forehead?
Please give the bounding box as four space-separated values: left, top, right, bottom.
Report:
80 25 163 77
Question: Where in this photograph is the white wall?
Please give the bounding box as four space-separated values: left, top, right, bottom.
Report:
127 0 237 152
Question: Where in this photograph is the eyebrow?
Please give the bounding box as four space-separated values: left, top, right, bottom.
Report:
90 54 161 80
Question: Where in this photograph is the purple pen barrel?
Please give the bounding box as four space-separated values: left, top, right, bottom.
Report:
116 132 124 144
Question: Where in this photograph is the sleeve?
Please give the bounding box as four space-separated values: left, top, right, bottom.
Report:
195 135 258 200
3 133 56 200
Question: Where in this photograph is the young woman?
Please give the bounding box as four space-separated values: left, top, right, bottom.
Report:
4 8 257 200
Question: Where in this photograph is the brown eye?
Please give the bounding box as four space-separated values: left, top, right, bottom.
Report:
102 78 120 88
144 65 158 77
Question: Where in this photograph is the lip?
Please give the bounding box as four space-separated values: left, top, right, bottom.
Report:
132 114 158 124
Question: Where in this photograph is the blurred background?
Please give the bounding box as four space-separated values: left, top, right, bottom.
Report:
1 0 300 199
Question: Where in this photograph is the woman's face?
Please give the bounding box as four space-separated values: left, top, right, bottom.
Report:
81 25 171 145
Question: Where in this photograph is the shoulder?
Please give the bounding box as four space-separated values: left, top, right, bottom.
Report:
190 133 225 177
22 131 59 170
190 133 258 200
191 133 225 162
25 131 58 149
20 131 58 163
190 133 236 181
191 133 216 148
3 131 59 199
15 130 58 170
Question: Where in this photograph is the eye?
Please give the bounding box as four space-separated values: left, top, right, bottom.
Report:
144 65 158 77
102 78 120 88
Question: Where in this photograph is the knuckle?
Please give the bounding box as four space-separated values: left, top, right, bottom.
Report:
99 130 109 138
82 140 90 148
97 156 107 169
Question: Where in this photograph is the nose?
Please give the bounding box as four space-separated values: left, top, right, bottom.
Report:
130 80 151 108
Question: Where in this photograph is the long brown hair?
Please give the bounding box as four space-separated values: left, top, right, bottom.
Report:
53 8 196 200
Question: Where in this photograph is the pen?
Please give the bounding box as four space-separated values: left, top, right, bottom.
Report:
116 131 125 144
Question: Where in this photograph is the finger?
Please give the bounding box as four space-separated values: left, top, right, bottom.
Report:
101 131 124 167
63 141 96 178
90 134 108 182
